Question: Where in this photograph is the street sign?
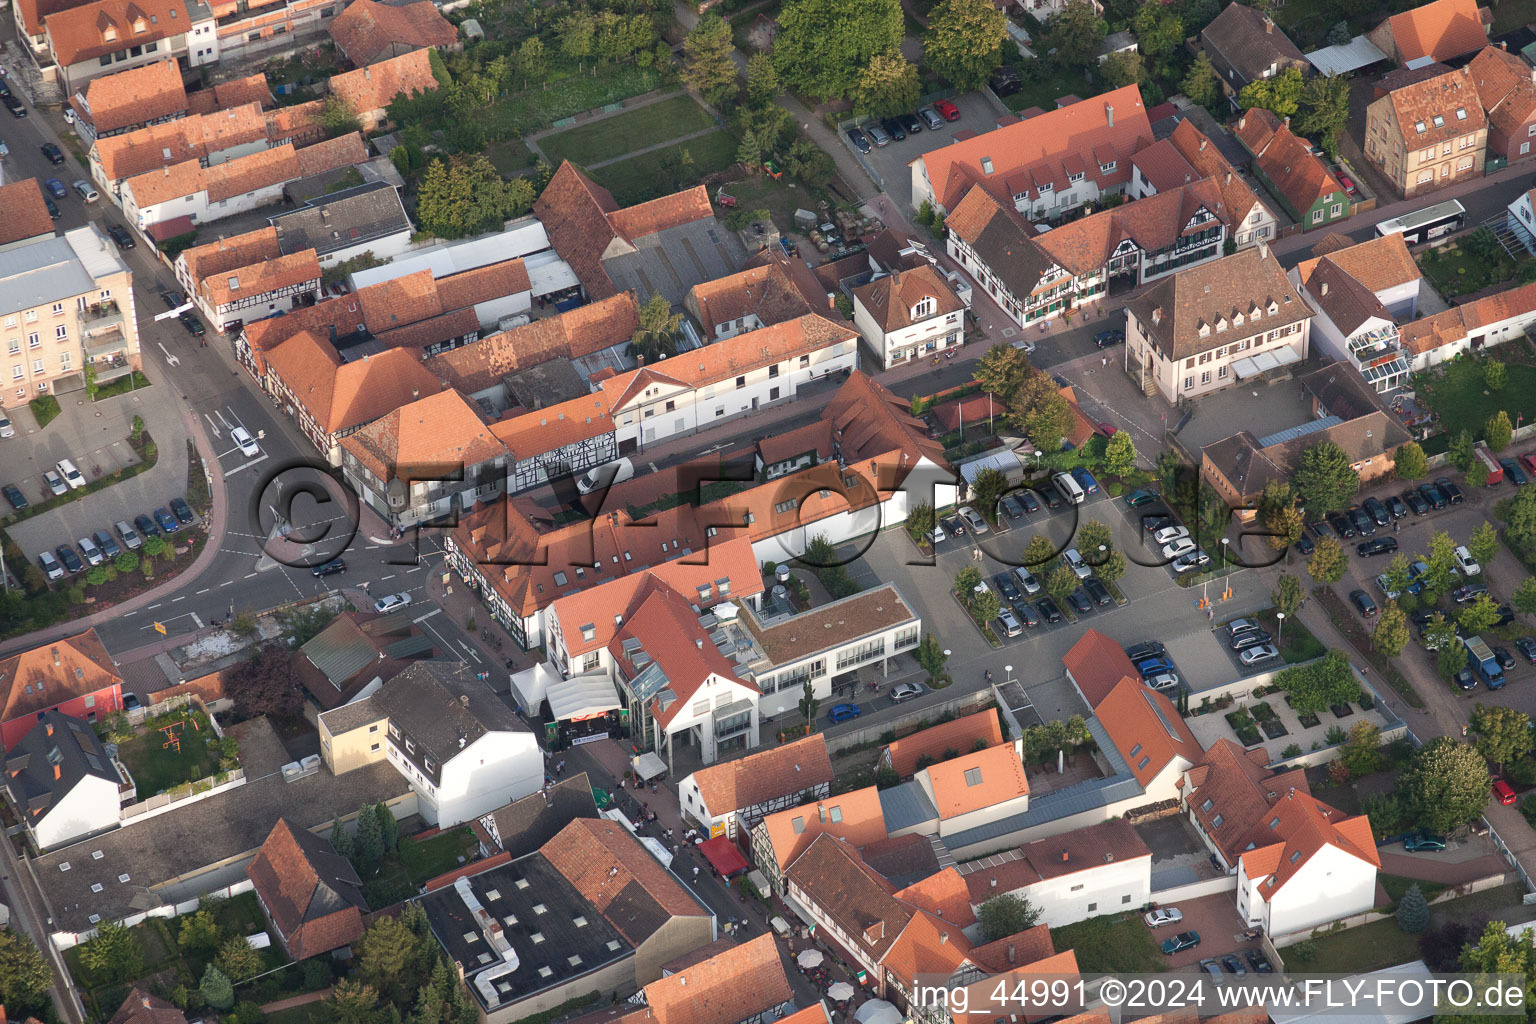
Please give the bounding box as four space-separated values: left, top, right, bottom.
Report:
153 622 167 634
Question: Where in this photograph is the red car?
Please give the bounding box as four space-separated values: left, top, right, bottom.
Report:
1338 174 1358 196
1520 453 1536 476
1494 778 1517 806
934 99 962 122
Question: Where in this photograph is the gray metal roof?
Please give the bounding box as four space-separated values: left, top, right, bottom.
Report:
301 620 380 685
0 236 98 318
1304 36 1388 75
1257 414 1343 448
957 449 1027 487
270 181 412 259
878 780 938 833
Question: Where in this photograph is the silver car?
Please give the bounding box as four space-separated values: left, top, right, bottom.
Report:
997 609 1023 637
867 124 890 147
114 519 143 550
1013 566 1041 594
1239 643 1281 666
77 535 103 565
42 470 66 495
958 506 989 533
890 682 924 703
1144 907 1183 927
1062 548 1091 579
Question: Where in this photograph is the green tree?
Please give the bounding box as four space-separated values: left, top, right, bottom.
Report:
330 813 354 860
1448 430 1476 472
1485 360 1507 392
1471 704 1533 770
1295 74 1350 158
1458 593 1503 634
907 502 936 541
1399 737 1490 834
416 157 536 240
78 920 142 986
1469 521 1500 571
1041 0 1106 68
357 915 428 1004
955 565 984 607
631 293 682 364
331 980 383 1024
0 930 51 1017
1509 487 1536 560
313 94 362 137
1099 50 1141 88
1396 883 1429 934
1008 372 1070 451
201 965 234 1010
923 0 1007 91
217 936 263 983
1274 572 1303 618
178 909 222 954
1131 2 1183 57
972 343 1033 402
799 678 819 727
1307 535 1347 584
1487 410 1514 452
1023 534 1058 568
1046 565 1077 604
1076 520 1112 561
977 893 1041 941
746 52 780 106
1238 65 1304 117
1513 576 1536 620
1258 480 1304 551
851 52 921 118
1181 52 1222 109
1394 441 1430 480
1340 720 1385 777
1421 530 1460 597
782 136 834 187
970 468 1010 523
773 0 903 99
915 634 948 682
1097 550 1127 585
973 587 1001 625
375 802 398 852
515 36 547 86
1425 614 1460 681
1373 600 1410 657
1468 456 1491 489
681 14 737 106
355 804 385 874
1293 440 1359 514
1104 429 1137 476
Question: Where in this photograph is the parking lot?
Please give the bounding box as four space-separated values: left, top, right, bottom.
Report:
844 91 1007 212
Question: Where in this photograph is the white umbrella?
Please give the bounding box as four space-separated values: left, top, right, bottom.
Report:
854 1001 902 1024
828 982 855 1001
797 949 824 969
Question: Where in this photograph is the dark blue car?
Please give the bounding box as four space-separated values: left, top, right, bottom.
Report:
1071 467 1099 496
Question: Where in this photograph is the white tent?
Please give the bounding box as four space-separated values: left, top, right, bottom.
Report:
632 751 668 780
546 672 622 721
854 1001 902 1024
510 661 562 715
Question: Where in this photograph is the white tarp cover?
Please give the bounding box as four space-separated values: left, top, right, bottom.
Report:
547 672 622 721
632 751 668 780
1232 345 1303 379
525 251 580 297
510 661 561 713
1305 36 1388 75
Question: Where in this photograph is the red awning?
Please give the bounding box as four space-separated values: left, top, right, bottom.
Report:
700 836 749 878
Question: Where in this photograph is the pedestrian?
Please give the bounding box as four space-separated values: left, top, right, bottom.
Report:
694 866 700 879
1102 356 1108 367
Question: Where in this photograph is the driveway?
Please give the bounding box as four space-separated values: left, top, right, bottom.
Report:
850 92 1005 213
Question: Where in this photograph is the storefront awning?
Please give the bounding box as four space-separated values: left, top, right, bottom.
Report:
510 662 562 714
700 836 750 877
632 751 668 780
547 672 621 721
1232 346 1302 380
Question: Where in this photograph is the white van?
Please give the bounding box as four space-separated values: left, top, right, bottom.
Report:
1051 471 1085 505
576 458 636 494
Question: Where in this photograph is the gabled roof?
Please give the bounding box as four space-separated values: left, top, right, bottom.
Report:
328 48 440 114
1184 739 1307 861
329 0 457 66
881 907 971 989
180 226 282 285
270 182 412 259
186 72 272 115
1200 2 1307 87
4 711 119 824
758 786 887 872
884 709 1005 778
540 818 707 942
1377 64 1486 148
688 261 815 332
246 818 367 959
430 292 638 393
478 772 601 859
0 629 120 730
1095 677 1202 786
645 933 793 1024
1468 46 1536 137
688 734 833 817
607 579 751 729
922 743 1029 820
1165 119 1264 224
200 248 320 308
265 332 445 436
966 924 1056 971
1062 628 1139 707
296 609 427 708
1237 786 1380 898
1300 257 1393 336
71 59 186 135
95 105 269 185
784 833 912 960
1381 0 1488 63
44 0 185 68
1128 245 1311 361
853 265 964 334
894 866 975 926
340 388 507 482
0 180 57 248
108 989 186 1024
1236 110 1346 216
1293 231 1419 295
294 132 368 179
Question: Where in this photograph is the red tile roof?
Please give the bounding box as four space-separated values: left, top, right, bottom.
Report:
759 787 887 872
689 734 833 817
645 933 793 1024
539 818 707 942
186 73 272 115
0 180 57 247
1377 64 1486 151
1165 119 1265 224
0 628 120 730
340 389 507 482
294 131 368 178
1061 628 1139 707
44 0 186 67
1383 0 1488 63
108 989 185 1024
329 0 457 66
1095 677 1202 786
1235 109 1346 215
180 226 283 286
433 258 532 313
1132 137 1199 193
328 48 440 119
1468 46 1536 140
883 709 1005 777
894 866 975 926
245 819 366 959
264 331 445 435
1292 232 1419 295
429 292 638 393
966 924 1056 971
70 59 186 135
687 261 816 333
922 743 1029 819
852 264 964 334
608 581 750 729
784 833 912 961
200 249 320 308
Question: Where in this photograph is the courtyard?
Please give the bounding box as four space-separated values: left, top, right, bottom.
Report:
113 705 234 800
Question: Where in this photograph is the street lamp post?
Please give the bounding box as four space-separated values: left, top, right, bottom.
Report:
1276 611 1286 642
1004 664 1015 685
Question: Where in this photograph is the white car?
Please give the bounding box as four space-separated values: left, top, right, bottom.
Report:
958 506 989 533
1454 545 1481 576
1161 537 1197 559
231 426 260 457
72 179 99 202
1153 525 1190 546
0 411 13 438
373 592 413 614
925 523 946 545
77 535 103 566
1239 643 1281 666
1062 547 1091 579
1375 573 1402 600
1144 907 1183 927
37 550 64 581
1145 671 1180 691
56 458 85 489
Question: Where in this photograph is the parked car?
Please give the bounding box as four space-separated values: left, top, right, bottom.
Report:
1084 577 1112 606
942 515 965 538
1294 534 1314 555
3 95 27 118
1455 667 1477 690
1093 329 1124 348
828 703 861 724
55 544 82 574
134 513 159 538
1144 907 1183 927
1063 548 1092 578
1143 514 1176 534
43 177 66 199
180 311 206 337
1402 490 1430 516
106 224 135 250
1245 949 1274 974
1013 567 1041 594
1385 495 1408 519
1162 537 1197 559
1455 545 1481 576
1339 174 1357 195
42 470 66 496
1231 630 1273 651
56 458 85 490
866 124 891 147
1221 954 1247 977
72 180 99 202
1357 537 1398 557
312 557 346 577
373 592 413 613
93 529 119 558
1125 641 1166 661
1239 644 1281 666
1125 489 1157 508
1326 512 1355 538
1522 453 1536 477
891 682 924 703
3 484 27 510
42 194 59 219
1418 483 1448 509
1135 656 1175 677
934 99 961 121
1161 932 1201 954
1363 496 1390 526
1494 778 1517 805
994 572 1022 602
1516 637 1536 664
917 106 945 130
1452 582 1489 603
879 117 906 141
1018 489 1041 513
1350 590 1379 617
1071 467 1099 495
37 550 63 581
1037 596 1063 623
897 113 922 135
1493 646 1516 671
77 535 103 566
958 506 988 533
846 127 871 154
170 497 194 524
997 608 1024 637
1171 549 1211 573
1502 459 1530 487
1012 599 1040 627
40 142 64 164
153 507 178 533
232 426 260 457
1348 507 1375 536
924 523 946 545
1403 833 1446 852
1228 618 1263 637
1145 671 1180 690
999 494 1025 519
114 520 142 550
1067 588 1091 614
1436 477 1464 504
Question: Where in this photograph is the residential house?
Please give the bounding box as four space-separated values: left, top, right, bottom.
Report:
945 180 1231 332
852 264 966 368
678 734 834 839
42 0 211 94
1506 186 1536 253
1289 232 1422 392
567 934 795 1024
1201 365 1411 506
1123 244 1312 404
879 709 1005 779
247 818 368 959
0 181 59 252
1366 0 1489 67
1182 740 1379 938
175 227 282 304
1089 678 1203 803
291 609 437 709
184 0 348 68
1163 120 1280 249
909 742 1031 840
911 85 1152 217
339 389 509 528
264 334 446 462
1364 63 1488 198
1200 3 1309 109
533 161 746 303
317 661 542 826
683 260 816 340
1061 628 1138 708
185 73 273 116
1012 0 1100 18
1400 280 1536 368
472 772 601 859
91 102 309 201
750 786 888 892
269 181 414 269
1235 109 1351 227
68 59 187 142
197 248 322 334
1468 44 1536 165
419 818 714 1024
0 227 138 413
4 711 123 850
329 0 458 66
958 818 1152 928
108 990 186 1024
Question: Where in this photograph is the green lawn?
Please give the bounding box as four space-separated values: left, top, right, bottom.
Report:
1379 874 1446 908
589 130 741 205
1414 357 1536 443
398 827 477 884
1418 244 1524 299
115 708 221 797
487 138 538 177
540 94 714 167
1003 66 1096 114
1050 913 1168 974
1251 607 1327 664
1294 883 1532 973
484 65 662 139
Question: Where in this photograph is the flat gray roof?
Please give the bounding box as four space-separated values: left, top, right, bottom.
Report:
0 236 97 317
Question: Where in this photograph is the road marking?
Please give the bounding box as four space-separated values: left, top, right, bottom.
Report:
203 413 223 439
172 595 184 602
244 572 257 579
196 588 209 595
123 610 137 617
223 452 269 478
148 603 161 609
216 408 233 431
406 565 422 573
156 341 180 366
380 574 395 580
191 613 203 627
458 640 483 664
220 579 234 586
416 608 440 622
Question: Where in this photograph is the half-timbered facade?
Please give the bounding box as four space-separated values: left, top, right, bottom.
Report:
197 250 322 334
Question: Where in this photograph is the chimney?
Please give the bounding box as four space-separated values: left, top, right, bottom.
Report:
1283 116 1291 128
696 638 704 649
45 723 53 737
1105 103 1114 127
1152 307 1163 325
1225 170 1232 185
1320 282 1329 296
52 647 60 666
1007 943 1016 964
1200 138 1208 153
1061 848 1069 862
1184 173 1191 184
53 765 60 781
1265 17 1273 32
364 67 371 80
1238 115 1247 131
940 932 948 945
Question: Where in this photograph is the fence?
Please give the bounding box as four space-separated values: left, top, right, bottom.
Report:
1150 873 1236 904
119 768 247 823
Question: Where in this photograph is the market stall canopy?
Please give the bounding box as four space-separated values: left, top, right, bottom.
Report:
854 1001 902 1024
510 661 561 713
700 835 750 877
632 751 668 780
546 671 621 721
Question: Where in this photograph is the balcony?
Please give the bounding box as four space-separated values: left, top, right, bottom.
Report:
90 353 135 382
79 301 124 337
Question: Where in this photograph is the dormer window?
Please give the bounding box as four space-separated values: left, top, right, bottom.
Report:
103 25 117 40
1197 322 1210 337
1099 160 1116 173
133 17 146 31
912 296 936 319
